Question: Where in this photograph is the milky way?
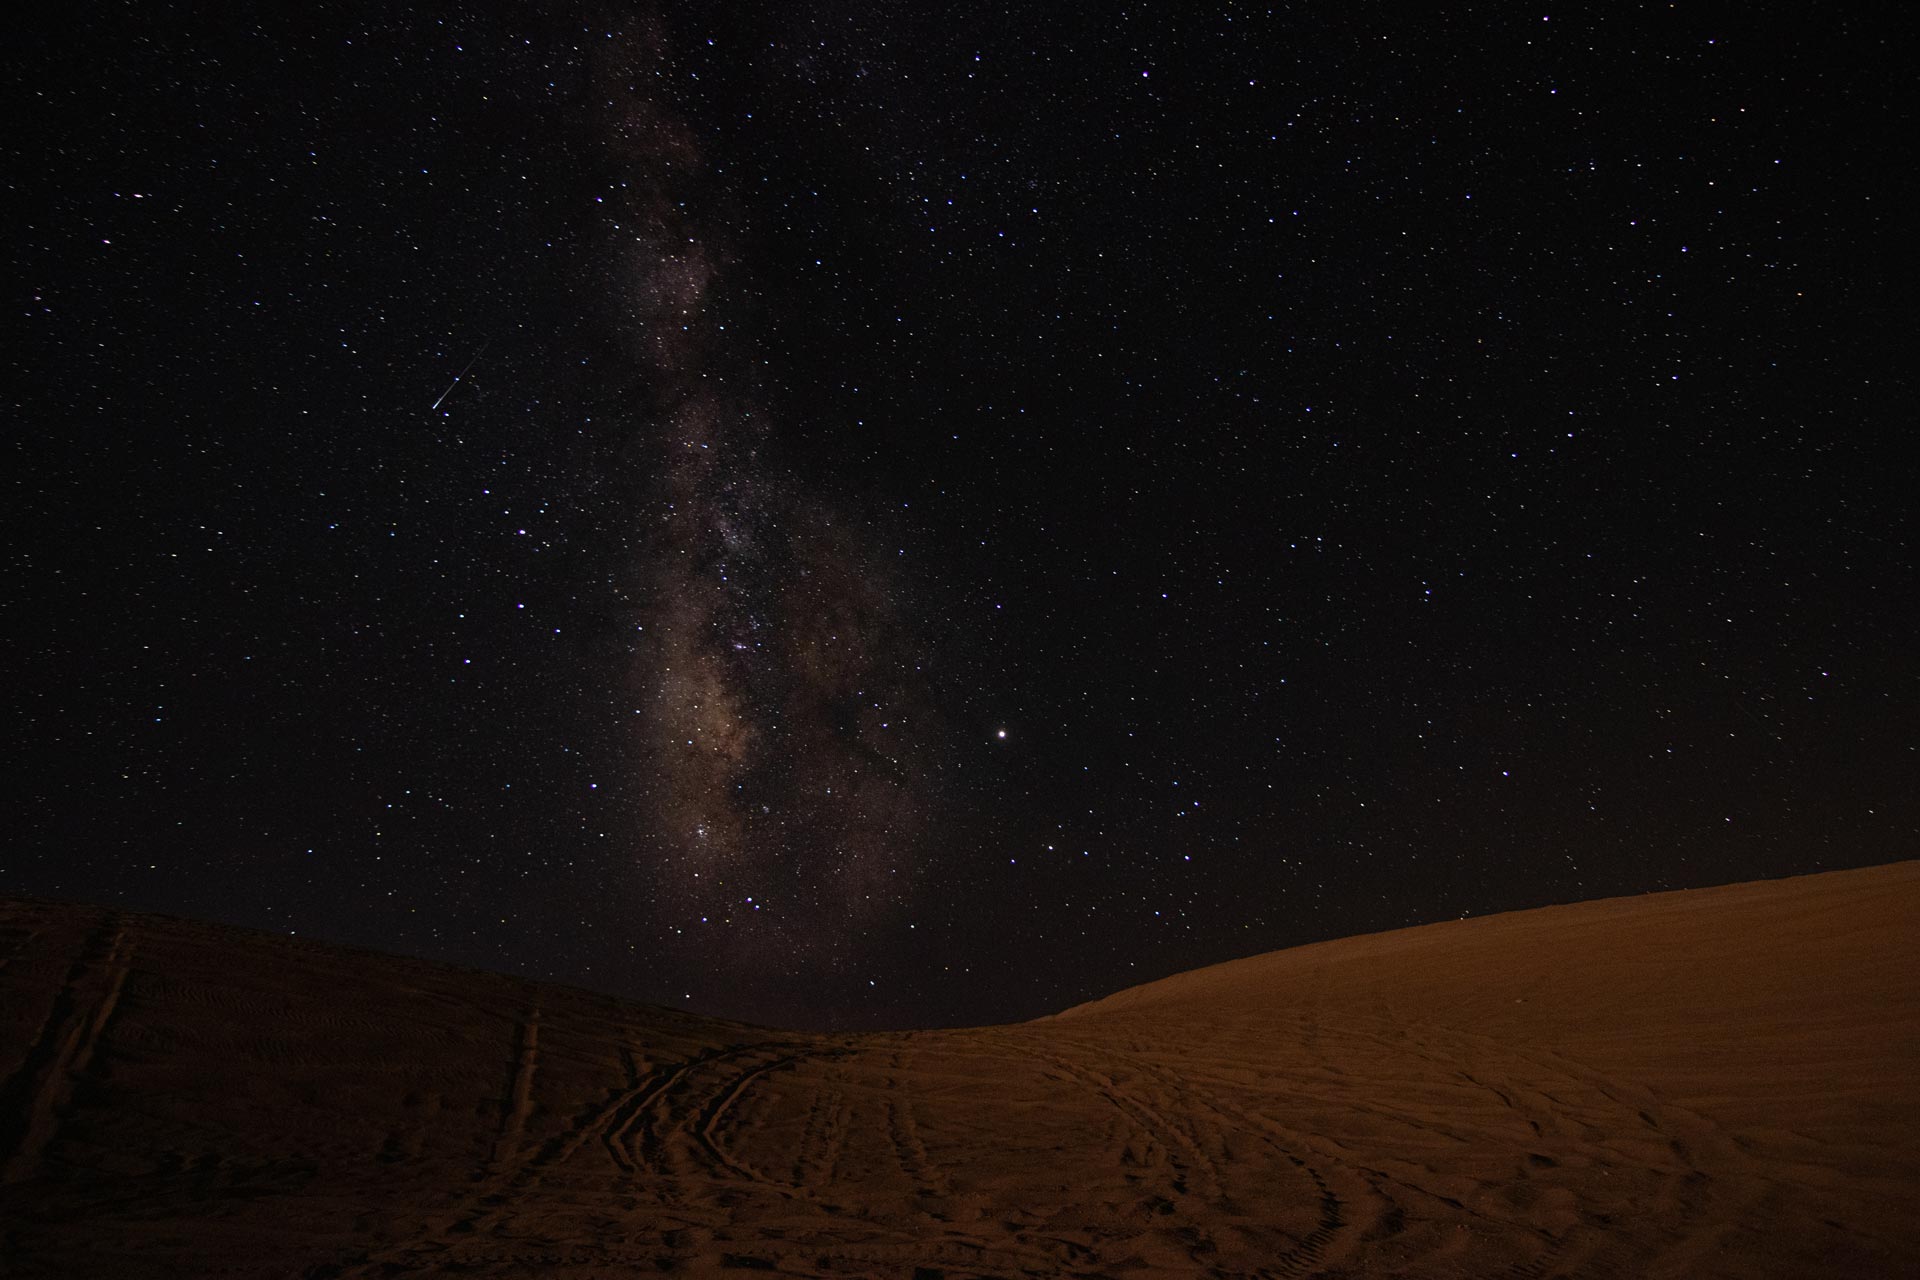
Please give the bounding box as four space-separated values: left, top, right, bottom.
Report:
585 20 948 990
18 0 1910 1037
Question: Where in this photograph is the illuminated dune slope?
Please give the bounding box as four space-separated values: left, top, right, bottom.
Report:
2 861 1915 1277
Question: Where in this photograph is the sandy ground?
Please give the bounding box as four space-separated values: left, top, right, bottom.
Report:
2 862 1915 1278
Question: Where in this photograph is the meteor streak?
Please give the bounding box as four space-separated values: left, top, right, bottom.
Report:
430 339 490 411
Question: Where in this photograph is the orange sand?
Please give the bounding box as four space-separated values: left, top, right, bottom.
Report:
3 861 1916 1277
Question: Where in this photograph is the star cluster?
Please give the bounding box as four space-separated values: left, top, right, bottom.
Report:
568 22 956 1002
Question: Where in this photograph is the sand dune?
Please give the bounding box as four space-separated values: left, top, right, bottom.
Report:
2 863 1916 1277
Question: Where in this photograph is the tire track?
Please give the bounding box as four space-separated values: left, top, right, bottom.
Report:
343 1043 770 1277
790 1079 846 1189
0 912 132 1185
883 1095 938 1193
690 1048 806 1185
879 1049 953 1198
1043 1036 1382 1279
588 1046 743 1178
486 1006 540 1170
487 1043 714 1189
1336 1020 1726 1279
1027 1048 1226 1204
1264 1156 1344 1280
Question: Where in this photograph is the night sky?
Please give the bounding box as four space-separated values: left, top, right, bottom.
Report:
9 4 1914 1030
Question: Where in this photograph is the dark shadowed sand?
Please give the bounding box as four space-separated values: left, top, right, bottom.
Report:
2 862 1916 1277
